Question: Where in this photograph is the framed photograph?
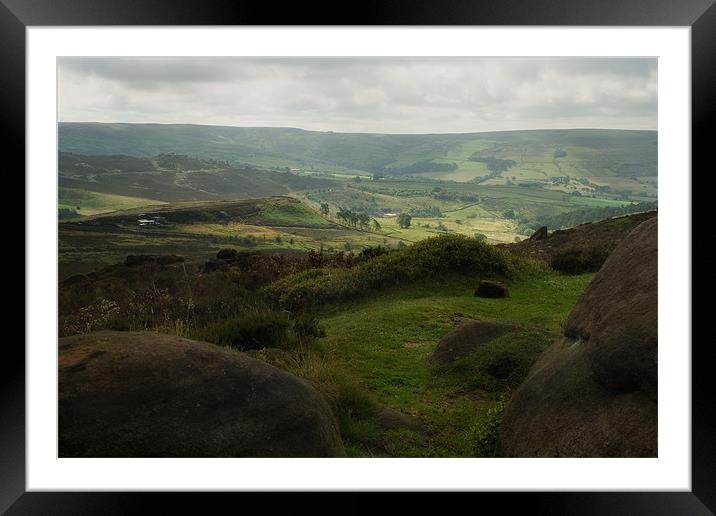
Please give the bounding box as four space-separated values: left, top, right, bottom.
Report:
7 0 711 512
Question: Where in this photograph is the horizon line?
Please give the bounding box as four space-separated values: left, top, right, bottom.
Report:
57 121 657 136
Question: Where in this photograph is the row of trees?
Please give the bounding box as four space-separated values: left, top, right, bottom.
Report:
334 207 382 231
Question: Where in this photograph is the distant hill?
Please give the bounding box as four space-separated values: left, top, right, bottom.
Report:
58 151 338 203
58 123 657 180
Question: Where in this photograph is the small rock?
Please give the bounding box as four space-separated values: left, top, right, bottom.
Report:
475 280 509 298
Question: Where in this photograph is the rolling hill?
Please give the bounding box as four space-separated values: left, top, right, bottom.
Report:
59 123 657 181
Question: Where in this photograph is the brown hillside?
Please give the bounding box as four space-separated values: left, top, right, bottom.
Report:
499 210 657 264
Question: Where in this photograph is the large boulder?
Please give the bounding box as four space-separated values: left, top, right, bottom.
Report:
498 217 657 457
59 331 344 457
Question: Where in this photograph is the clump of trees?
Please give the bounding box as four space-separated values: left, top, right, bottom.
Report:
397 213 412 228
468 155 518 173
408 205 443 217
430 186 480 203
336 207 376 231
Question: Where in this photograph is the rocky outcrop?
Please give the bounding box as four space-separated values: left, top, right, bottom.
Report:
530 226 548 241
59 331 344 457
498 217 657 457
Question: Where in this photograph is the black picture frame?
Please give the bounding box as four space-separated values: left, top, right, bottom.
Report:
5 0 711 513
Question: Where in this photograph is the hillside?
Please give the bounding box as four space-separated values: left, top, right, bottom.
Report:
58 196 405 279
59 151 338 205
59 123 657 185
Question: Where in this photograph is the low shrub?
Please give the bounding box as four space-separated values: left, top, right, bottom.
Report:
473 394 508 457
265 234 537 310
551 247 610 274
195 310 291 351
292 314 326 341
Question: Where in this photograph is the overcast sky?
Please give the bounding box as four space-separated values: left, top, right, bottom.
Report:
58 57 657 134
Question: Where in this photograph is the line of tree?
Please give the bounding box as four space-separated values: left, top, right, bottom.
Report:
336 207 377 231
408 205 443 217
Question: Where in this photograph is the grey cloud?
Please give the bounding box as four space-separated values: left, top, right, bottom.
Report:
57 57 657 133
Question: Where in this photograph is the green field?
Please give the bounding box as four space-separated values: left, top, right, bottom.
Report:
292 271 594 456
304 178 635 243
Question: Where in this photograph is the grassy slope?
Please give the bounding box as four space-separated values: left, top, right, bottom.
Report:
316 272 593 456
59 187 167 216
